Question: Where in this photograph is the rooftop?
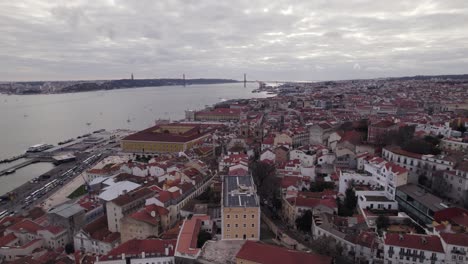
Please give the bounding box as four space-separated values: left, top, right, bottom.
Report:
111 187 154 206
236 241 332 264
49 203 85 218
122 123 221 143
175 216 208 257
223 175 259 207
384 233 444 253
364 195 393 202
82 216 120 243
198 240 246 264
100 239 176 261
98 181 141 201
397 184 448 212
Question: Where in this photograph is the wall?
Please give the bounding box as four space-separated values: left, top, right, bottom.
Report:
222 207 260 240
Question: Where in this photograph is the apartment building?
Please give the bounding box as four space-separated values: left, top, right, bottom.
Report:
221 175 260 240
106 187 154 232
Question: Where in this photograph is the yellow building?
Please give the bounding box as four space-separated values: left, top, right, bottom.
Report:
121 123 221 153
221 175 260 240
194 108 241 122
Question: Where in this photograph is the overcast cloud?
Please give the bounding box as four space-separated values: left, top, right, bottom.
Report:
1 0 468 81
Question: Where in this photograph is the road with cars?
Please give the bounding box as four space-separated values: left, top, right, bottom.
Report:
0 133 124 217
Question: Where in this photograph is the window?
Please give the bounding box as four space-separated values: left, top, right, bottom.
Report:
227 214 230 219
235 224 238 227
243 214 246 218
227 224 230 228
252 214 255 218
252 224 255 227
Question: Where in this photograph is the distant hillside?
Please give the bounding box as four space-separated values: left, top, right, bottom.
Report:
60 78 239 93
388 74 468 81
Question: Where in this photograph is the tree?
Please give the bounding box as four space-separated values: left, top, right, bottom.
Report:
65 243 75 254
380 125 415 146
309 181 335 192
423 135 441 146
375 215 390 231
251 161 277 201
295 210 312 232
402 139 441 155
431 175 450 197
344 188 357 212
310 236 343 257
197 230 212 248
337 188 358 217
418 174 429 187
197 187 220 204
339 121 353 131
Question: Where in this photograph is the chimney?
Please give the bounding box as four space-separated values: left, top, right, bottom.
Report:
142 251 145 258
165 246 169 256
399 234 404 240
121 253 125 260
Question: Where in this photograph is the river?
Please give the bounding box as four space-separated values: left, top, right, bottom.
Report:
0 82 270 160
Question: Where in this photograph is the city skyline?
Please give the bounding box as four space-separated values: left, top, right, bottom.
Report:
1 0 468 81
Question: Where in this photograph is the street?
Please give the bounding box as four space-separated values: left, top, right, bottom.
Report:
0 136 121 215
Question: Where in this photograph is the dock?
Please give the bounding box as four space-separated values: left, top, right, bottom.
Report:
0 156 55 176
0 154 26 164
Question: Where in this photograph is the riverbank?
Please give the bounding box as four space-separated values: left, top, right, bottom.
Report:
0 78 241 95
0 83 271 160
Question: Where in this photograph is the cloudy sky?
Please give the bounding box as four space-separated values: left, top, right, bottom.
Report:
1 0 468 81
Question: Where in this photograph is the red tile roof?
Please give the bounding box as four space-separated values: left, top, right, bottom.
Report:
385 146 423 159
123 123 221 143
287 196 337 210
281 176 302 188
42 225 65 235
7 219 42 234
112 187 153 206
82 216 120 243
100 239 177 260
176 216 208 256
440 233 468 247
236 241 332 264
129 204 168 226
384 162 408 175
434 207 468 228
0 233 18 247
384 234 444 253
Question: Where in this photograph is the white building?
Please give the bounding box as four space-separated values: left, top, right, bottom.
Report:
106 188 154 232
95 239 176 264
440 233 468 264
74 216 120 255
289 149 316 167
383 233 446 264
259 149 276 162
441 137 468 152
382 146 454 184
